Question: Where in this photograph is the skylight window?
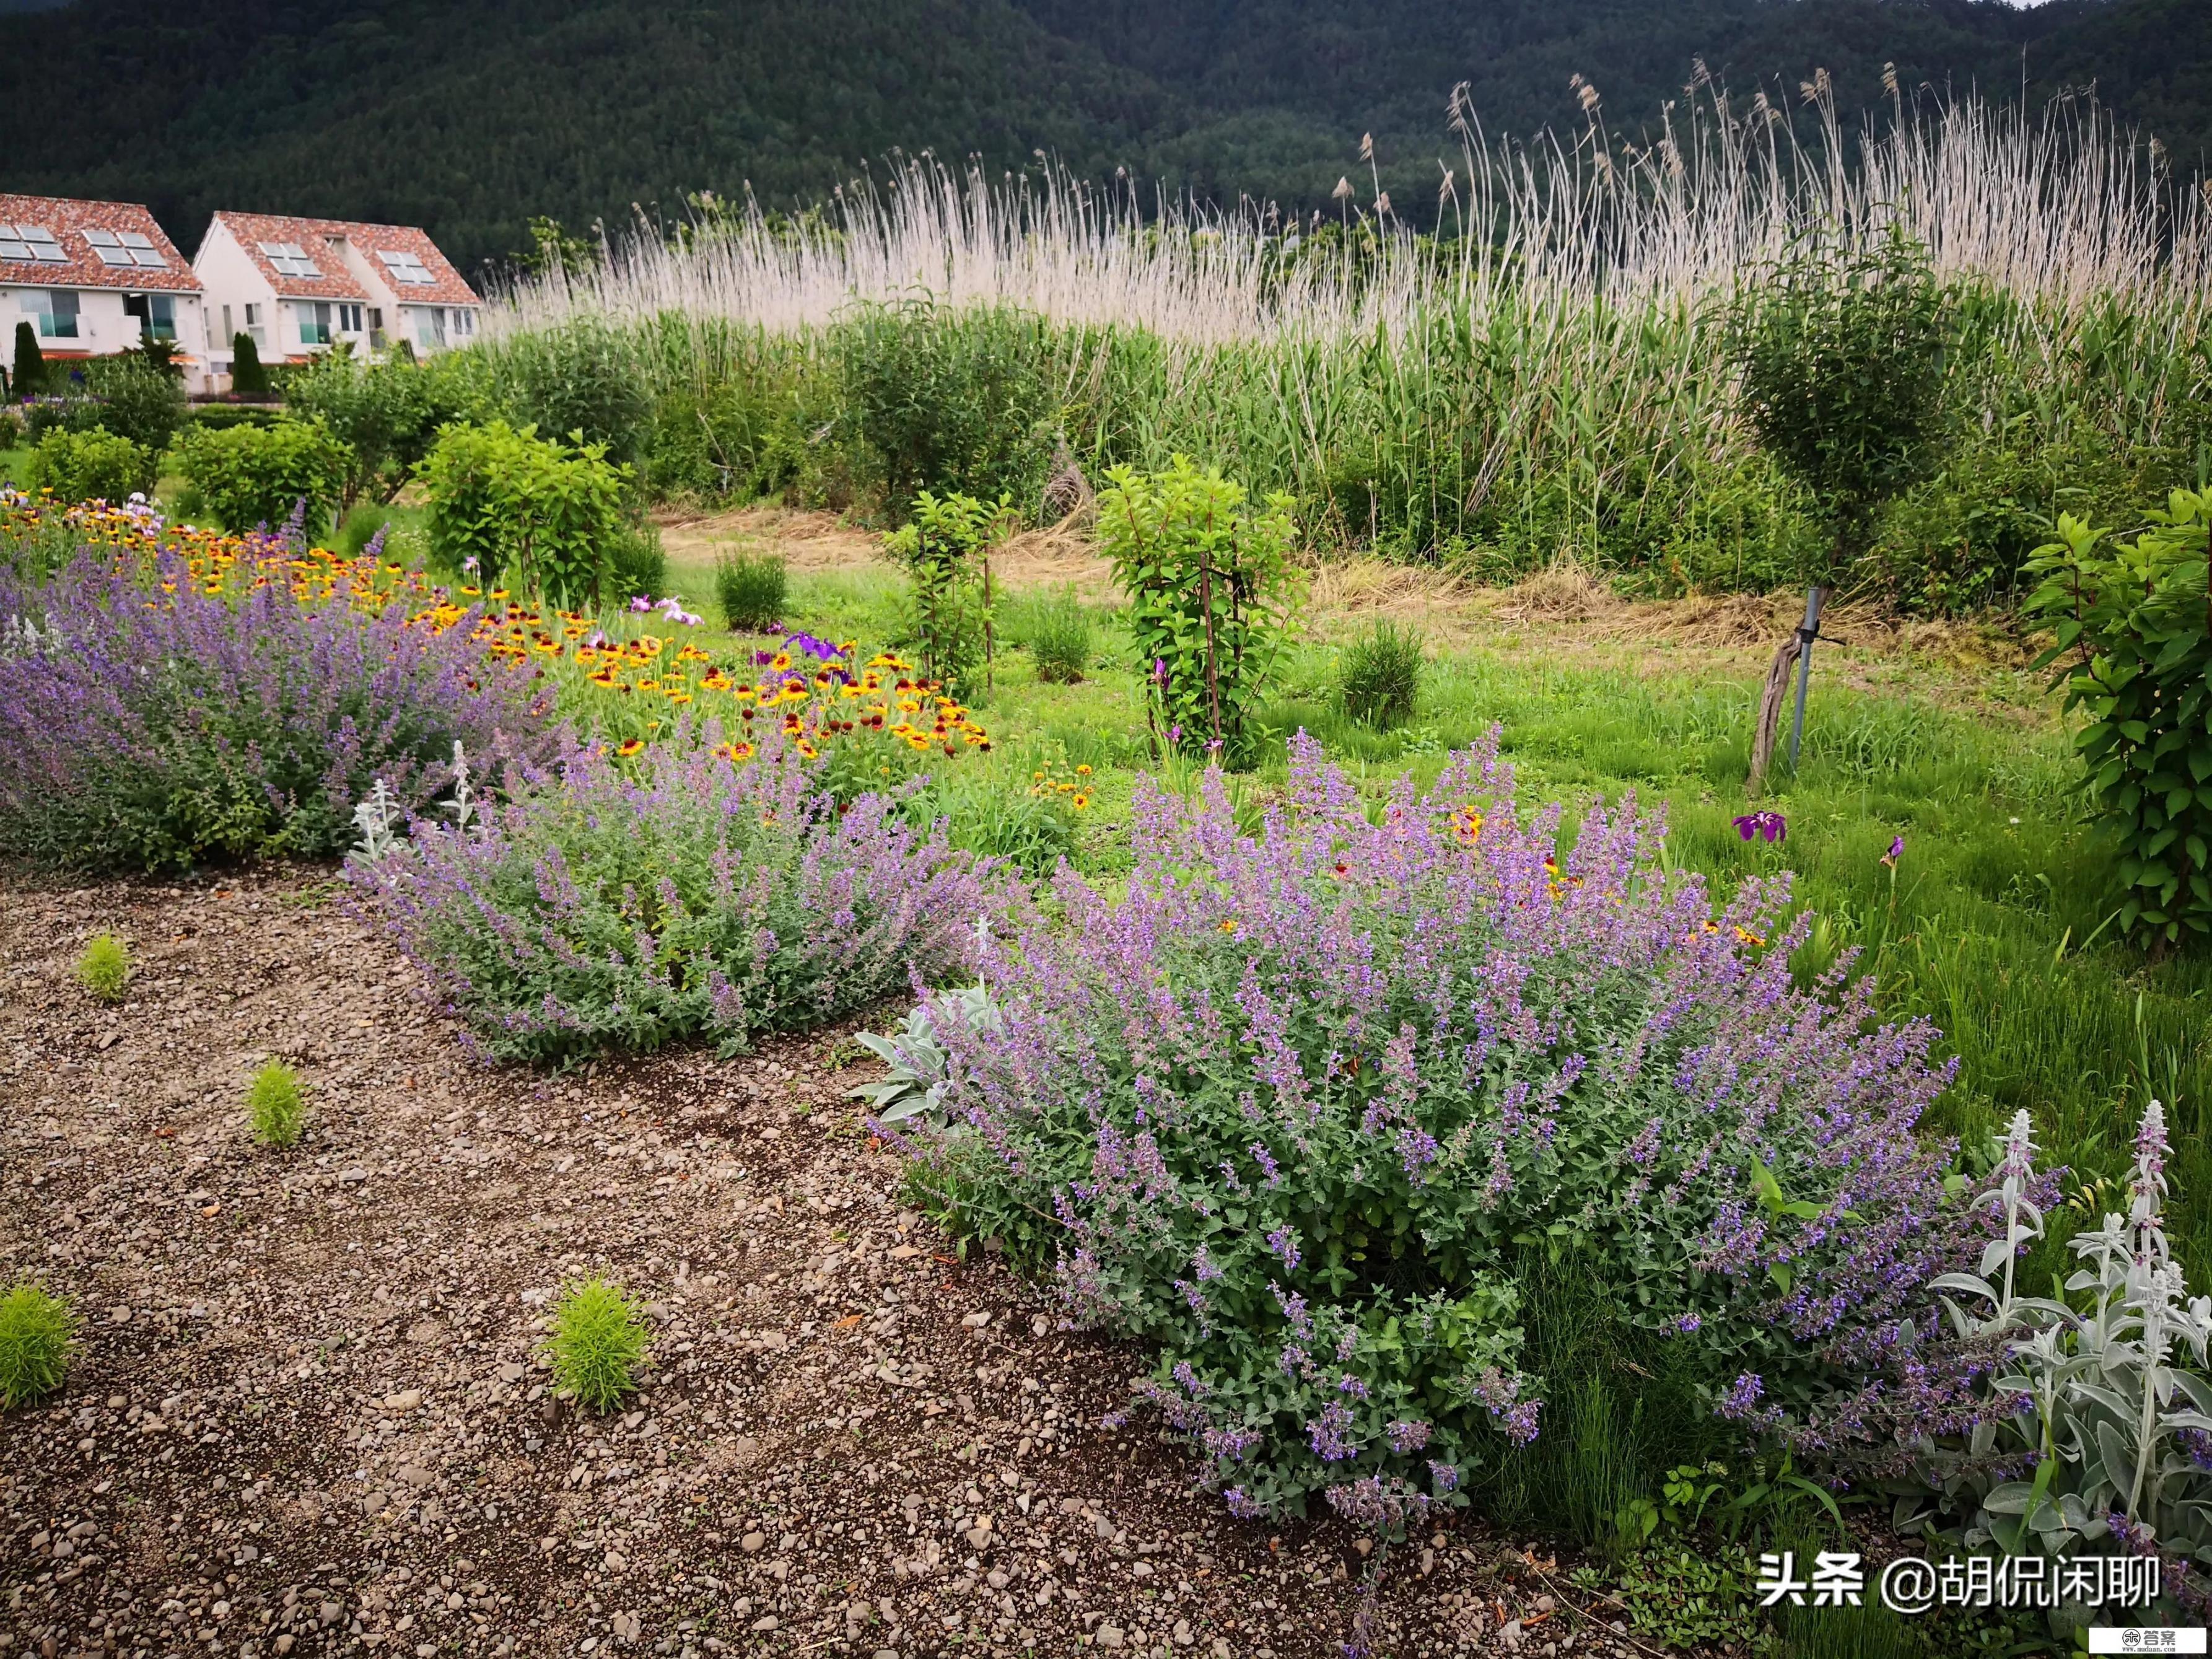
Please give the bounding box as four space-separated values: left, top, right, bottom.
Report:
84 229 136 268
378 249 435 286
258 240 323 279
118 231 167 268
0 224 67 263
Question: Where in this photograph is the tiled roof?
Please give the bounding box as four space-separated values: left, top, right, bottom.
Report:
0 195 202 294
208 212 480 307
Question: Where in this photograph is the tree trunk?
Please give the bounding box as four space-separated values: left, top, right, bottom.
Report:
1747 630 1804 797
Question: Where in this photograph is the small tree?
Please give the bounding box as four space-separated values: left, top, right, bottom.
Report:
231 331 269 398
1730 224 1954 790
881 490 1009 697
13 322 45 398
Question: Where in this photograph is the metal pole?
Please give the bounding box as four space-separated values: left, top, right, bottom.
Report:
1787 584 1824 773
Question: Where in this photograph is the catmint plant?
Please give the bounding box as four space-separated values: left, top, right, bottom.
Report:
350 723 1004 1064
904 731 1977 1525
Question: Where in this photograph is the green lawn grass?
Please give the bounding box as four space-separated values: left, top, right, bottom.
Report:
749 565 2211 1286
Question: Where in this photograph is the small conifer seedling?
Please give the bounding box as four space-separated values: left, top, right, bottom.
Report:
246 1059 308 1147
546 1277 650 1413
0 1281 76 1410
77 932 129 1003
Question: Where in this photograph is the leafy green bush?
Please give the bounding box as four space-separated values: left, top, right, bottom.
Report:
187 403 285 433
27 427 153 504
834 298 1055 513
174 419 351 534
245 1059 308 1147
714 546 787 631
606 521 667 603
419 419 628 605
0 1281 75 1409
2026 490 2212 946
287 349 473 509
1337 619 1425 729
1015 585 1090 683
81 352 188 454
644 351 811 504
883 489 1007 696
76 932 129 1002
1098 456 1300 760
484 320 652 470
546 1277 649 1413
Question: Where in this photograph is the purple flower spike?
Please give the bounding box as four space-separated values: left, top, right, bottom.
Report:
1881 834 1904 867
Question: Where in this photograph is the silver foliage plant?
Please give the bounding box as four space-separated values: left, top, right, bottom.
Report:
1915 1101 2212 1623
850 924 1001 1127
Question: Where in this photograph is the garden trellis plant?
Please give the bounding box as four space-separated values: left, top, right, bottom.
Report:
901 732 1983 1527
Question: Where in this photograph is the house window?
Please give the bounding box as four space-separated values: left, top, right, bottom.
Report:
20 289 80 339
413 307 446 349
294 300 334 347
448 307 476 339
0 224 67 263
338 303 364 335
221 304 234 346
123 293 177 341
243 301 266 349
259 241 323 279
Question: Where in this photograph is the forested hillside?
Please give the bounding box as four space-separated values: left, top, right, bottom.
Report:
1 0 2205 275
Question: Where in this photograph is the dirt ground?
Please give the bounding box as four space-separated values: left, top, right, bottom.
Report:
1 869 1689 1659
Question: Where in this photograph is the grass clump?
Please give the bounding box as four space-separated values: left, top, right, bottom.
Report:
76 932 129 1002
715 547 787 632
246 1059 308 1147
546 1277 650 1413
1336 619 1425 729
1019 585 1091 683
0 1281 76 1409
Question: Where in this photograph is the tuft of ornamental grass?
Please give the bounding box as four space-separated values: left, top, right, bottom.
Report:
1020 585 1091 684
546 1277 650 1414
715 548 787 633
0 1281 77 1410
246 1059 308 1148
1336 619 1425 729
76 932 129 1002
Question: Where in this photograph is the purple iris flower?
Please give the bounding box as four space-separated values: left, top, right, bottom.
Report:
1733 810 1786 844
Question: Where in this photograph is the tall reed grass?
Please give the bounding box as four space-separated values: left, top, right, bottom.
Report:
481 87 2212 595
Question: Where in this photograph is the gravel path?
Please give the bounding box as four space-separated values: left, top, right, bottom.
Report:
2 867 1669 1659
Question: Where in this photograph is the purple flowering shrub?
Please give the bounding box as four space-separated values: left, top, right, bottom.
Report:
0 544 556 872
905 732 1982 1523
351 728 1000 1064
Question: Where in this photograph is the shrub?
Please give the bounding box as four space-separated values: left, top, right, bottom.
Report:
27 428 152 504
230 331 269 397
419 419 627 606
904 733 1974 1525
81 352 188 454
714 546 787 632
12 321 45 398
2025 491 2212 947
76 932 129 1001
546 1277 650 1413
351 730 998 1064
1098 457 1300 761
605 521 667 603
0 408 20 449
174 419 351 535
0 540 557 872
883 490 1007 696
1018 585 1090 683
287 349 473 509
246 1059 308 1147
1337 619 1425 729
187 404 284 434
484 320 652 470
833 298 1056 512
0 1282 75 1409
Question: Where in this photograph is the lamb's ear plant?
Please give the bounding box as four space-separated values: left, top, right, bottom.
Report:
245 1059 308 1148
850 983 1003 1127
76 932 129 1002
0 1280 76 1409
350 779 403 864
546 1277 650 1413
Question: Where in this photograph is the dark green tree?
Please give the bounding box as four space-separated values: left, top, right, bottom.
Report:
230 331 270 398
13 322 46 398
1729 224 1954 790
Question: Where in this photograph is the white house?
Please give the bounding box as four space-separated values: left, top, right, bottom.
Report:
193 212 482 380
1 194 214 393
